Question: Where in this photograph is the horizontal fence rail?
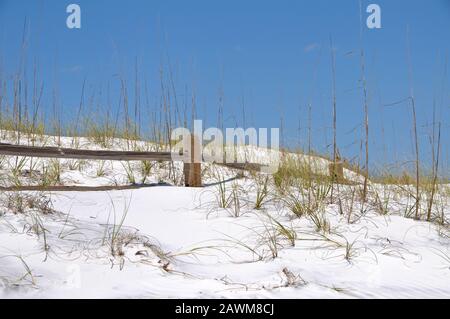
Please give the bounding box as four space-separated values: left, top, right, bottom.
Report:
0 143 172 161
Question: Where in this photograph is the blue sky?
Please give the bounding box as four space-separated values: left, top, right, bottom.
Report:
0 0 449 173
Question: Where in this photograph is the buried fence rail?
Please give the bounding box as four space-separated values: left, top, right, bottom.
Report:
0 142 265 188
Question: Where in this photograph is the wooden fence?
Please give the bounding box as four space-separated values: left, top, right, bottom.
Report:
0 142 264 189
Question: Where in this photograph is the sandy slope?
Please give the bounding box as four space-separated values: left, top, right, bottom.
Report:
0 184 448 299
0 133 448 298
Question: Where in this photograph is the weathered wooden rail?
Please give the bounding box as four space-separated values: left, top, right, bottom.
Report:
0 142 264 188
0 143 172 161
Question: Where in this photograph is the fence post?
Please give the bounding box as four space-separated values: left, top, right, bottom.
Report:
328 161 344 182
184 134 202 187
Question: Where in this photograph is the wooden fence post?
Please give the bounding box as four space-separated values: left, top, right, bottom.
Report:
184 134 202 187
328 161 344 182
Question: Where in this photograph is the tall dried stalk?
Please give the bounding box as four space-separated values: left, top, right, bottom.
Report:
330 36 337 204
359 1 370 202
427 121 441 221
406 26 420 220
330 36 337 166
